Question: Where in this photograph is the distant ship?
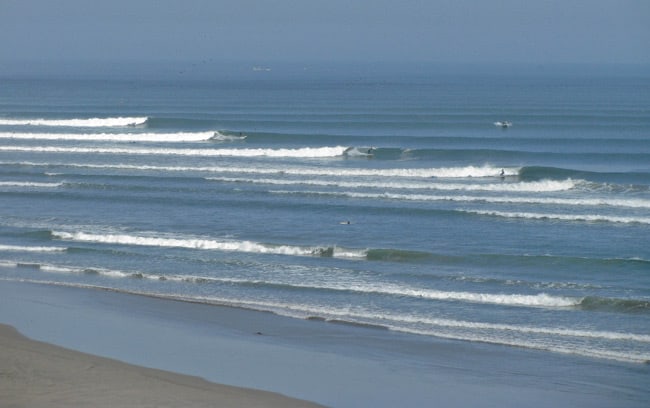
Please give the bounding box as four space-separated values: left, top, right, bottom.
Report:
494 121 512 128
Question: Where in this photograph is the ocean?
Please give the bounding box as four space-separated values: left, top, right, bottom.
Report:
1 64 649 404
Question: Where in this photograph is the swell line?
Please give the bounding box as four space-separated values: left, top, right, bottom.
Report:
3 250 581 310
466 210 650 225
0 116 148 127
0 181 63 188
1 161 517 178
0 145 349 158
51 230 367 259
207 176 579 193
268 189 650 210
1 275 647 364
0 131 224 143
0 244 67 253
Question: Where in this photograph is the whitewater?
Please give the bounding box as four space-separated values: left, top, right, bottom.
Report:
1 68 649 398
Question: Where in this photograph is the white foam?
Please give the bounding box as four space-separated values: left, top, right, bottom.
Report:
10 262 151 280
3 161 517 179
51 231 346 258
254 302 650 343
1 273 645 364
333 282 577 307
207 176 578 193
159 295 649 363
466 209 650 225
391 314 650 343
281 190 650 210
392 325 650 364
0 131 217 142
377 286 578 307
0 145 349 158
332 248 368 259
0 181 63 188
182 273 578 308
209 133 247 142
0 117 148 127
0 245 66 252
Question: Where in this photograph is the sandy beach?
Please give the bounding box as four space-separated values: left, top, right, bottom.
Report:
0 322 324 408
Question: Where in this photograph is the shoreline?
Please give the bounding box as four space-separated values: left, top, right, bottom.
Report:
0 323 325 408
1 279 648 408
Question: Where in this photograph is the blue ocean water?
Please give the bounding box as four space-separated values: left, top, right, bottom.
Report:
1 65 649 369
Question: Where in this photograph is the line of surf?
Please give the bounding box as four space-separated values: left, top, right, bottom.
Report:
0 145 349 158
466 209 650 225
11 248 577 309
260 301 650 343
0 244 67 253
207 176 578 193
173 296 650 364
277 190 650 210
2 275 647 364
393 325 650 364
5 262 646 342
392 313 650 343
51 231 367 259
2 161 518 179
0 131 223 143
0 181 63 188
199 276 580 308
0 117 148 127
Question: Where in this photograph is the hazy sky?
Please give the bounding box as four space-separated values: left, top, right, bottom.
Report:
1 0 648 65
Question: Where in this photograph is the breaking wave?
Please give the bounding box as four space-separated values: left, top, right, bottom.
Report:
0 116 148 127
51 230 367 259
0 181 63 188
0 145 349 158
465 210 650 225
0 131 223 143
275 190 650 210
0 244 67 252
207 176 578 193
3 161 518 179
1 256 581 309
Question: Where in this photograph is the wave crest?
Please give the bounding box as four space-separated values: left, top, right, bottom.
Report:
0 131 222 143
0 145 349 158
51 230 369 260
0 116 148 127
466 209 650 225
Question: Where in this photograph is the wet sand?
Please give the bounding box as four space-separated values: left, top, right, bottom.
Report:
0 323 325 408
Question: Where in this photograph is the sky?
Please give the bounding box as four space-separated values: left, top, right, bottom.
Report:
1 0 648 68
